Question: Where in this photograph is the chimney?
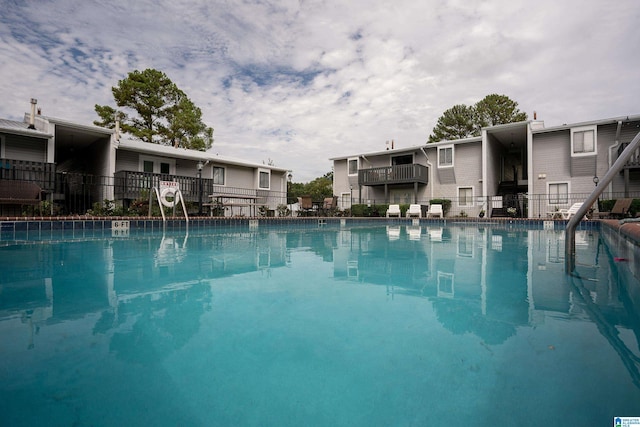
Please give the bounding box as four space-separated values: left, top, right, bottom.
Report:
115 116 121 141
533 111 537 120
28 98 37 129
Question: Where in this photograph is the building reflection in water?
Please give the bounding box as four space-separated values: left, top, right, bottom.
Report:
0 225 637 375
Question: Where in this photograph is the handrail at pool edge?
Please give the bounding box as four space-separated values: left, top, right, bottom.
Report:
565 130 640 273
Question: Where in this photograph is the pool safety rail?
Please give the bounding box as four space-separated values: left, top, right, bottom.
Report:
566 130 640 273
150 181 189 223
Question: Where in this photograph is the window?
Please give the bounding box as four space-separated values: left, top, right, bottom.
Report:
139 156 175 175
143 160 154 173
391 154 412 165
571 126 596 156
348 158 358 175
438 146 453 167
458 187 473 207
548 182 569 204
259 170 270 189
213 166 225 185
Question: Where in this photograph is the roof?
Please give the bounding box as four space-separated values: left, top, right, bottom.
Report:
117 138 289 173
532 114 640 134
0 118 52 138
329 135 482 161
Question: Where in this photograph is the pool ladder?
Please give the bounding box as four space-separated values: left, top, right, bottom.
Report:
565 130 640 273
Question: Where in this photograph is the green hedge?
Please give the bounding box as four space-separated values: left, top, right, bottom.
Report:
350 203 413 217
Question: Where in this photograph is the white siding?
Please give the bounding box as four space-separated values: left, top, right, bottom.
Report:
4 135 47 162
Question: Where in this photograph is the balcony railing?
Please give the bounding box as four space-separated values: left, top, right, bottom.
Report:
358 164 429 186
113 170 286 208
618 142 640 168
0 159 56 191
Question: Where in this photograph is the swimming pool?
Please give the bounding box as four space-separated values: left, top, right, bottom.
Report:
0 222 639 426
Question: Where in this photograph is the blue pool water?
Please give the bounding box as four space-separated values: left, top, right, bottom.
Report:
0 223 639 426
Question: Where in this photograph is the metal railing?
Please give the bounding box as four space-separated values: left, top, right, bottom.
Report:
1 170 287 216
341 192 640 218
358 164 429 186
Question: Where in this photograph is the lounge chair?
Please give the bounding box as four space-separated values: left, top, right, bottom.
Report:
386 225 401 240
427 204 443 218
609 198 633 219
406 204 422 218
558 202 584 220
407 226 422 240
428 227 443 241
386 204 401 217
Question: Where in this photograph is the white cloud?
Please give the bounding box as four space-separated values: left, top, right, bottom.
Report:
1 0 639 181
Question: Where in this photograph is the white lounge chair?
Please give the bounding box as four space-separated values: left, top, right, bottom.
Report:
406 204 422 218
386 225 401 240
559 203 584 220
407 226 422 240
428 227 443 241
427 204 443 218
386 204 401 217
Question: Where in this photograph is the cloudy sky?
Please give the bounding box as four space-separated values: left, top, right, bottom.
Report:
1 0 639 182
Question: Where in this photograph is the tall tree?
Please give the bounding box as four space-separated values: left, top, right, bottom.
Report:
428 94 527 143
427 104 476 143
473 93 528 129
94 68 213 151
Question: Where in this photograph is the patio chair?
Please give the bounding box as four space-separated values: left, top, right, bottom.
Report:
609 198 633 218
298 195 314 216
322 196 338 216
558 202 584 220
427 204 443 218
386 204 401 217
406 204 422 218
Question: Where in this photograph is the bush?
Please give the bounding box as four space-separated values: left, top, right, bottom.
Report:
351 204 389 217
277 204 291 217
599 199 615 212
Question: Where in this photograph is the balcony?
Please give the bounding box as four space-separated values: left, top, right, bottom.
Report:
358 164 429 186
618 142 640 169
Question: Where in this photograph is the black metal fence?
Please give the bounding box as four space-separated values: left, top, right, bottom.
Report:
0 170 287 217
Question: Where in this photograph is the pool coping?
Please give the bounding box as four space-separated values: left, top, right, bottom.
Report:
0 215 604 235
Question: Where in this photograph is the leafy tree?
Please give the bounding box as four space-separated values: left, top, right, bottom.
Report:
288 172 333 202
427 104 476 143
474 93 528 128
428 94 527 143
94 68 213 151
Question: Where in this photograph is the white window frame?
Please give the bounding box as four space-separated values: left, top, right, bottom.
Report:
258 168 270 190
347 157 359 176
547 181 570 205
457 186 474 207
571 125 597 157
438 145 454 168
212 166 225 185
340 192 351 209
138 155 175 175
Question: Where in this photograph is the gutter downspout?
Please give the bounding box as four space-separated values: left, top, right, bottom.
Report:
566 130 640 273
420 147 434 200
607 120 623 198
